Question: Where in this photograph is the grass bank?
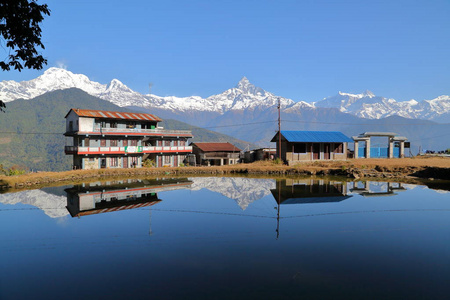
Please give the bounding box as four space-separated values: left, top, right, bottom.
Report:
1 156 449 190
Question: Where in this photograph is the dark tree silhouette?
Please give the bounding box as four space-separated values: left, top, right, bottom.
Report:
0 0 50 112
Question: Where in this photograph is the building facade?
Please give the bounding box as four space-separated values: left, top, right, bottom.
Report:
271 131 352 165
191 142 241 166
64 108 193 169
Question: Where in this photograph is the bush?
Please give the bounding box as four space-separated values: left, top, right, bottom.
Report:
143 159 156 168
272 158 283 165
5 165 26 176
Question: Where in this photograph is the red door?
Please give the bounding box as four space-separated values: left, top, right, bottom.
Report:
312 143 320 160
123 156 128 168
157 155 162 167
324 144 330 160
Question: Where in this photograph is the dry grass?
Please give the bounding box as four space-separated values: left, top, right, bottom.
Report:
1 157 449 190
297 157 450 169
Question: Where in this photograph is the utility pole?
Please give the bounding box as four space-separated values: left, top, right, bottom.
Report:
278 97 282 160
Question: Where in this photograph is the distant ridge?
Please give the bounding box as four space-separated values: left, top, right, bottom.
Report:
1 67 449 121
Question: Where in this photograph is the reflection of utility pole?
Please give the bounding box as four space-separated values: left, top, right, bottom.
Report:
276 179 281 239
149 207 153 236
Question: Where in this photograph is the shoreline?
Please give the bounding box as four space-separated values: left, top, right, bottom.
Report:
1 157 450 191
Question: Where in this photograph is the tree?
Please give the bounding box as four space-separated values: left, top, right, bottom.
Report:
0 0 50 112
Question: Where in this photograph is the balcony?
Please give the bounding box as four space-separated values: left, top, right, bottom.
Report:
200 152 241 159
66 127 193 137
65 146 193 155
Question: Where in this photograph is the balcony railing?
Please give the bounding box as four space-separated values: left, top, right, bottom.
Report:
65 145 192 154
92 127 192 135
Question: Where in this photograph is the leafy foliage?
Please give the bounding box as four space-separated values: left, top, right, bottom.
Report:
0 0 51 112
0 0 50 72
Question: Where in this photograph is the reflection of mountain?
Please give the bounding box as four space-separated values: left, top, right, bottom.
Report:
0 189 68 218
190 177 275 210
271 179 352 204
65 178 192 217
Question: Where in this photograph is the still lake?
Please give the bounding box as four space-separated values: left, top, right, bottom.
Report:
1 177 450 299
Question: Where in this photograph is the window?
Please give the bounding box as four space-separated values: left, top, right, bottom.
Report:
157 140 162 147
294 143 307 154
180 140 186 146
164 155 171 164
164 140 171 147
130 140 137 146
173 140 178 147
100 139 106 147
123 140 128 147
334 143 343 153
110 157 118 167
110 139 118 147
110 121 117 128
127 121 136 129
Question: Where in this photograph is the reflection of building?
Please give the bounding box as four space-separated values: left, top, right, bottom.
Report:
271 131 352 165
64 108 193 169
65 178 192 217
350 181 406 197
271 179 352 204
191 142 241 166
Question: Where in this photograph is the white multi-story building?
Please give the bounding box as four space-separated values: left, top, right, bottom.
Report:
64 108 193 169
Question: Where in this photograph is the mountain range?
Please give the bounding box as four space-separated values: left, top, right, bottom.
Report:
1 68 450 161
2 67 450 122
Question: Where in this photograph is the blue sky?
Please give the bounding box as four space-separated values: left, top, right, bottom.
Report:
1 0 449 102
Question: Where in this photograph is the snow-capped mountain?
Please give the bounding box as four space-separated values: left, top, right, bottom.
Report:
0 68 300 113
314 91 450 121
1 67 449 121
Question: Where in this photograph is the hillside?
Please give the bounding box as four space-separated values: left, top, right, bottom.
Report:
0 88 254 171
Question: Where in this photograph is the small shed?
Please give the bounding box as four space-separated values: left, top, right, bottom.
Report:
244 148 276 163
191 142 242 166
271 131 352 165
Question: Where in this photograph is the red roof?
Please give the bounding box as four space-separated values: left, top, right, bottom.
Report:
192 142 241 152
66 108 162 122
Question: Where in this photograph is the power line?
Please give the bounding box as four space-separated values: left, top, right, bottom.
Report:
283 119 441 126
200 121 276 130
0 131 64 135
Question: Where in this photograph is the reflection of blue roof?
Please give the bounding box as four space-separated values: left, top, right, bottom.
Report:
280 131 352 143
282 195 352 204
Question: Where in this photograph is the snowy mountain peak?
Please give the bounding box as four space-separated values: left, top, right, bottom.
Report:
363 90 375 98
236 76 250 89
338 90 374 99
234 76 266 97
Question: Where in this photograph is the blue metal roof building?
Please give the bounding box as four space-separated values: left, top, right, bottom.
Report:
271 131 353 143
270 130 352 164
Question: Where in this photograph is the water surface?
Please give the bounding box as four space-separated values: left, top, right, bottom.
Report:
1 177 449 299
